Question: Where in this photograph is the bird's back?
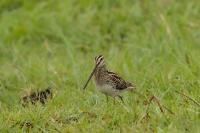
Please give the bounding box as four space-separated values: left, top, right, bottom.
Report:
94 68 134 91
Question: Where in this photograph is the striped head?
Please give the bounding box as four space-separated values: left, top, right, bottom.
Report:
82 55 105 90
95 55 105 67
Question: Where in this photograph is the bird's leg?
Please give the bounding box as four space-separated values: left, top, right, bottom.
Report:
117 95 125 104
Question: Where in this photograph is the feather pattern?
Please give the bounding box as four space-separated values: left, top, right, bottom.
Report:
107 71 134 90
92 55 135 97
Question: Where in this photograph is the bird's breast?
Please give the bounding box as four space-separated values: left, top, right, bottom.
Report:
93 79 119 97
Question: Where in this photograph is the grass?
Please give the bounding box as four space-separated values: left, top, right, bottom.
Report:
0 0 200 132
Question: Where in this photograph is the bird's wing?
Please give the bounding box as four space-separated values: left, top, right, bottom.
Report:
107 71 133 90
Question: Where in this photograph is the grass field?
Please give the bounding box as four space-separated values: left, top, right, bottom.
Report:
0 0 200 132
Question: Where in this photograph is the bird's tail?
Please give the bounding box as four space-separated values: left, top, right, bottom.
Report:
127 82 136 91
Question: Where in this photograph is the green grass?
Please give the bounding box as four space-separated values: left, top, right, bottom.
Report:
0 0 200 132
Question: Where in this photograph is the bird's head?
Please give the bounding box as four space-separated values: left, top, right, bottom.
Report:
95 55 105 67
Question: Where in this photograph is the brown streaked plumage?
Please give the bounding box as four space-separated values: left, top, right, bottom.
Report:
83 55 135 103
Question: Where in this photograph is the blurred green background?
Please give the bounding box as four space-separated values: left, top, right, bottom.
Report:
0 0 200 132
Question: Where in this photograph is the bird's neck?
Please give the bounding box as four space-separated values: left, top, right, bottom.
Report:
95 65 107 76
93 65 107 85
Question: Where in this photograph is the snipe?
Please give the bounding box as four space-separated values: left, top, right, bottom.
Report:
83 55 135 103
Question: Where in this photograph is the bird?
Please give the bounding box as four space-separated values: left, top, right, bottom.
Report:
83 55 135 103
20 87 53 107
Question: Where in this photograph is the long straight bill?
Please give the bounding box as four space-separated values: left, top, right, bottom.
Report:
82 64 98 90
